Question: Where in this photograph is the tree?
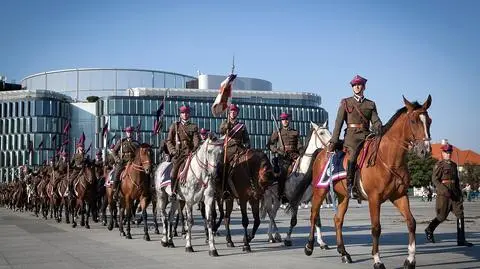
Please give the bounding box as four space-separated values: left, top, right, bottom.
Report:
406 152 437 187
460 163 480 188
86 96 99 102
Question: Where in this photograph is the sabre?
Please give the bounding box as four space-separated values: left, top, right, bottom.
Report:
271 112 285 153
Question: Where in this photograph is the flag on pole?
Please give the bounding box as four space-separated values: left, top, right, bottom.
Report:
153 119 161 135
102 120 109 138
135 120 142 139
63 121 71 135
78 132 85 146
27 139 34 154
211 74 236 116
52 134 57 143
85 142 92 154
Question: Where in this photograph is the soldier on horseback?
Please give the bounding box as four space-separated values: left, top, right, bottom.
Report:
111 126 140 201
95 150 103 168
219 104 250 198
69 143 87 197
166 105 200 200
327 75 382 200
267 112 303 203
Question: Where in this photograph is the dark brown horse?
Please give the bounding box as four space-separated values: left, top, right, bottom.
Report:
290 95 432 269
70 162 97 229
118 143 152 240
219 149 274 252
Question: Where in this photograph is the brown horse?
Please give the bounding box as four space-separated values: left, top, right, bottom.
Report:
219 149 274 252
118 143 152 240
290 95 432 269
99 167 119 231
70 162 97 229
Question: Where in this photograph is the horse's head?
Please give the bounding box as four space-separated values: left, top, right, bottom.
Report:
304 121 332 154
200 137 224 176
137 143 153 174
403 95 432 158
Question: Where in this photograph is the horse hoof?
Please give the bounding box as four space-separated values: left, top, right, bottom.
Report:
242 245 251 252
114 223 119 228
274 234 282 242
102 221 107 226
209 249 219 257
403 259 416 269
56 218 61 223
320 244 330 250
284 240 292 247
144 234 151 241
126 234 132 239
108 224 113 231
374 262 386 269
80 221 85 227
227 241 235 248
304 245 313 256
154 229 160 235
66 220 70 224
268 238 275 243
185 246 194 253
161 241 168 247
168 241 175 248
205 239 209 244
341 254 352 264
174 232 179 237
85 224 90 229
136 219 142 225
120 231 126 237
247 234 254 243
72 222 77 228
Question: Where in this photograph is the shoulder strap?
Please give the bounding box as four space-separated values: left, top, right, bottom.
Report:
350 100 369 124
228 123 244 137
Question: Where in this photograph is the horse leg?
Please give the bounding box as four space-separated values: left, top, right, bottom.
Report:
160 194 169 247
315 212 329 249
85 199 91 229
107 197 114 231
65 199 70 224
200 201 209 241
368 197 384 269
173 207 180 237
240 199 251 252
214 197 224 236
119 199 126 237
249 199 261 243
152 197 160 234
140 198 150 241
284 207 298 246
334 192 352 263
125 198 133 239
204 194 218 257
167 199 178 247
185 204 194 253
80 200 86 227
180 201 187 237
392 195 416 269
101 194 107 226
304 190 324 256
224 199 235 247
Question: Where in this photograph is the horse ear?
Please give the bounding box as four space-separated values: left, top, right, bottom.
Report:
403 95 414 111
422 94 432 110
310 121 318 129
322 120 327 128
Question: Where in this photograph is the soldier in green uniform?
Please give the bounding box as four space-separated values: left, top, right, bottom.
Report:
69 143 87 197
219 104 250 197
111 126 140 201
425 143 473 247
327 75 382 199
267 112 303 203
166 105 200 200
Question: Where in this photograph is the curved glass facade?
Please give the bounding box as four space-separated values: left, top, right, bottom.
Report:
97 95 328 163
0 91 70 182
21 68 196 101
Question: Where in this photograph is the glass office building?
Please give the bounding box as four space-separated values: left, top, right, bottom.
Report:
0 68 328 182
0 90 71 182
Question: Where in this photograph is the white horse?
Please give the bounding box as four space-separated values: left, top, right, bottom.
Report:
261 121 332 247
154 136 224 256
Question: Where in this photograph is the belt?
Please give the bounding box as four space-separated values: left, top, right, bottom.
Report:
347 123 367 129
441 179 454 184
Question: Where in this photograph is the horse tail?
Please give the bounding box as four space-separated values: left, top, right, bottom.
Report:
286 148 322 213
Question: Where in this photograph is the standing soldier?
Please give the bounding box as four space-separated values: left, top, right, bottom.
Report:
200 128 210 142
267 112 303 203
111 126 139 201
327 75 382 199
166 105 200 200
219 104 250 198
425 143 473 247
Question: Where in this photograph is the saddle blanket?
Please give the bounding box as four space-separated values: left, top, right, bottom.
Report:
314 151 347 189
154 161 173 189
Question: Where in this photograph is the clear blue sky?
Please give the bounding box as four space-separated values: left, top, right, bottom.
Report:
1 0 479 152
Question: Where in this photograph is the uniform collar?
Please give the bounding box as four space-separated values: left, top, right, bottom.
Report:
180 119 190 125
353 94 365 103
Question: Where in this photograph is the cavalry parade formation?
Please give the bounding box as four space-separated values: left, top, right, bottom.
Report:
0 74 475 269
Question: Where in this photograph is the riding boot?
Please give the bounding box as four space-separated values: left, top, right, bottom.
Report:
425 217 441 243
346 161 357 199
170 162 181 201
457 218 473 247
222 163 232 200
112 164 123 202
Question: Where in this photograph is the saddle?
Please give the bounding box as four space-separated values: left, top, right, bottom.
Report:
177 155 194 184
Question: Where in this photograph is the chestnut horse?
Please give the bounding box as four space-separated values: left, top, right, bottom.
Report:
290 96 432 269
118 143 152 240
70 162 97 229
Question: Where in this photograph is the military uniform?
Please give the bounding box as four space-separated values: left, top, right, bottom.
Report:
268 112 303 201
111 126 140 200
329 75 382 199
166 106 200 198
425 143 473 247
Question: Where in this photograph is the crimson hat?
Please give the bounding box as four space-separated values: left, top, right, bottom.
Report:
76 143 84 148
109 143 115 149
60 151 67 157
124 126 134 133
350 75 367 86
179 105 191 113
96 150 102 156
441 144 453 152
200 128 209 135
280 112 290 120
229 104 239 112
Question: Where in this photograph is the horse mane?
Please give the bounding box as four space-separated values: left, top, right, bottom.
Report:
381 102 422 134
139 143 151 149
303 128 314 147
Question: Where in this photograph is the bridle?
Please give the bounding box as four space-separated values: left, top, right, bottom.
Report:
187 140 224 187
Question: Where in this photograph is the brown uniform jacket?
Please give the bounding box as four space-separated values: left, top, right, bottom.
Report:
112 138 139 162
220 120 250 158
70 153 85 169
268 126 303 158
166 121 200 158
55 159 68 174
432 159 461 198
330 96 382 150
